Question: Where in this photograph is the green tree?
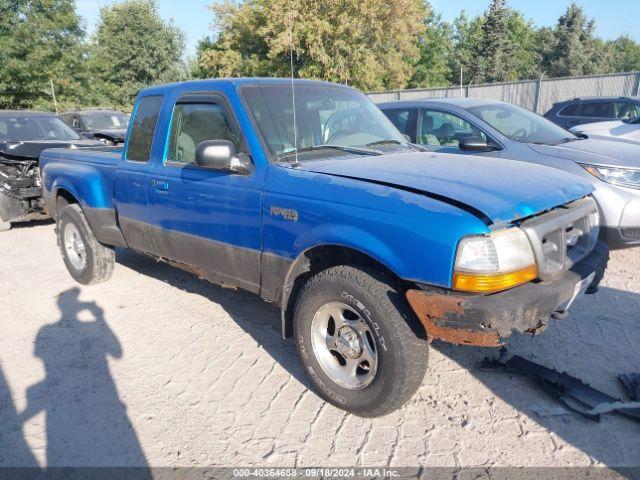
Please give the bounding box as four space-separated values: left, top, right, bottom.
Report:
409 9 454 88
609 35 640 72
198 0 428 92
544 3 601 77
0 0 86 110
88 0 185 109
473 0 518 83
448 12 484 86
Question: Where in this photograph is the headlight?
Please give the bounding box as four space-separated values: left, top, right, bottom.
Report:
453 227 538 293
581 164 640 190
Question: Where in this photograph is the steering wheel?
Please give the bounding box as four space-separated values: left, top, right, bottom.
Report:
326 129 357 144
511 128 528 141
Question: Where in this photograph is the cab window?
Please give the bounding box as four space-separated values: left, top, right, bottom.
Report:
167 102 238 164
126 96 163 162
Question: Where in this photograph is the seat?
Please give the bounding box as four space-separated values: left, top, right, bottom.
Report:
419 115 441 146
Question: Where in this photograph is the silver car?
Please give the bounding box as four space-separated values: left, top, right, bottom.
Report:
379 99 640 248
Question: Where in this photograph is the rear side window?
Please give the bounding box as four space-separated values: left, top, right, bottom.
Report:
558 103 579 116
384 108 411 135
577 102 610 118
126 96 163 162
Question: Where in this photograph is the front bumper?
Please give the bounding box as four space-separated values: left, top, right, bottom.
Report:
406 241 610 347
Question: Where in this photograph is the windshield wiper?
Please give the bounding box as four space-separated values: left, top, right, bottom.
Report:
555 136 583 145
277 144 383 161
365 139 426 151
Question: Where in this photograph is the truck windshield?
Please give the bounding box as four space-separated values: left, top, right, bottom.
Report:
241 83 410 161
0 115 82 142
467 103 578 146
83 113 129 131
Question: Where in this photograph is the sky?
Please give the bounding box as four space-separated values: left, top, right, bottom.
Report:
75 0 640 59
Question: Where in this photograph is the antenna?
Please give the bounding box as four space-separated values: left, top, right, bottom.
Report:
288 0 300 167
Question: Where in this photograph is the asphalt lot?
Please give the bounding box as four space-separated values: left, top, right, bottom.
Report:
0 220 639 469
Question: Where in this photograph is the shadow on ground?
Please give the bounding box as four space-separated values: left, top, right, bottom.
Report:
0 287 150 474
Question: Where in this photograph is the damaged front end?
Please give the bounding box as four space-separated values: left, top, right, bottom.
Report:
406 197 610 347
0 154 47 228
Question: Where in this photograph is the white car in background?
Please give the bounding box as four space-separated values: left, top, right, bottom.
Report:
571 117 640 143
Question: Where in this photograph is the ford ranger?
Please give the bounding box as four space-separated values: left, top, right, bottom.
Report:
39 79 609 416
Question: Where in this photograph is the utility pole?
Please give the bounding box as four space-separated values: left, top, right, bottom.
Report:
50 79 59 115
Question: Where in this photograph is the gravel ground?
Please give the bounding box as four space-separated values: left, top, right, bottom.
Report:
0 220 639 469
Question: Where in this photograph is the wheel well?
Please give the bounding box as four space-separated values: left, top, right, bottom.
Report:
281 245 404 338
55 189 78 217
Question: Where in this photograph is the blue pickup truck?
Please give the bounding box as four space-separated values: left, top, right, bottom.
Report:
40 79 609 416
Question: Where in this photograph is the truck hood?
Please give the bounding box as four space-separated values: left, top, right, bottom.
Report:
0 139 103 161
300 152 593 225
528 137 640 169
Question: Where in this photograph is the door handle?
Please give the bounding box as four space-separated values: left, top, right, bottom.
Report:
151 179 169 191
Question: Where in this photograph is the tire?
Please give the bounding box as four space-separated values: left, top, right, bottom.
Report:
293 265 428 417
57 204 115 285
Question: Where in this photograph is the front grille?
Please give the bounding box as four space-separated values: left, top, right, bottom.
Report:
520 197 599 281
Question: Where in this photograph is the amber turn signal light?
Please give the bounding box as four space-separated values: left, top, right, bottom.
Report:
452 265 538 293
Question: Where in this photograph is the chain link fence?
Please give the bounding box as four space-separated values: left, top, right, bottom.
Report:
367 72 640 113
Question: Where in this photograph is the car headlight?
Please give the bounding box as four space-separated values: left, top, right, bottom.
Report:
581 164 640 190
453 227 538 293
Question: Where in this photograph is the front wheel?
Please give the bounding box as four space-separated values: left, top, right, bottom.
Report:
293 265 428 417
57 204 115 285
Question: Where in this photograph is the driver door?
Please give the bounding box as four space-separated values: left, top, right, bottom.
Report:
146 93 264 293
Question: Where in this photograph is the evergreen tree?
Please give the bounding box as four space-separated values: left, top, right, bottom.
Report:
545 3 600 77
474 0 516 83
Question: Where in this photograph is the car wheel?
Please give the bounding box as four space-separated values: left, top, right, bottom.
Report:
293 265 428 417
57 204 115 285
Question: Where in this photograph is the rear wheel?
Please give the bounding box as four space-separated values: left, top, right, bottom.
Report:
293 265 428 417
57 204 115 285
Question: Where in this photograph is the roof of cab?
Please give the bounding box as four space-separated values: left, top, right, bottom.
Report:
137 78 356 97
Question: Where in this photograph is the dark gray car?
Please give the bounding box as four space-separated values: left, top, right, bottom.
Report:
544 96 640 129
0 110 103 231
59 109 129 145
378 98 640 248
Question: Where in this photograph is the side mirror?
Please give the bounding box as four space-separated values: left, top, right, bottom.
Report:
459 136 494 152
195 140 247 173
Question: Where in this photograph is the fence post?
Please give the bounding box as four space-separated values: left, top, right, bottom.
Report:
396 91 401 101
635 72 640 96
534 74 544 114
